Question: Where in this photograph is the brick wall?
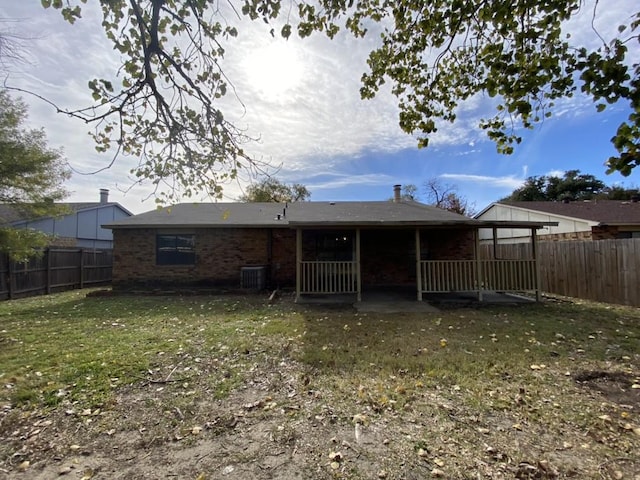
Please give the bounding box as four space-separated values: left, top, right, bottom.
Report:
591 225 619 240
112 226 476 290
361 229 415 285
271 229 296 287
423 229 475 260
112 227 295 290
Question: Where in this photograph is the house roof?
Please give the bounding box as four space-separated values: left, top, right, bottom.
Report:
482 200 640 225
0 202 133 226
104 201 551 230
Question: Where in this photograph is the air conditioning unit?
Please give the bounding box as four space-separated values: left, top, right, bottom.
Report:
240 266 266 290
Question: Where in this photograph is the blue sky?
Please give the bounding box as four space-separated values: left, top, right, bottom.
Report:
0 2 637 214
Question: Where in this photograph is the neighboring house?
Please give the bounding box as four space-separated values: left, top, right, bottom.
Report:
104 186 548 301
475 199 640 244
0 189 132 249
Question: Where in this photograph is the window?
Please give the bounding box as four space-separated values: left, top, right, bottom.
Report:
156 234 195 265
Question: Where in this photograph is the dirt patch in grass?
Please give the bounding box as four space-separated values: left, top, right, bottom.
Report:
575 371 640 408
1 291 639 479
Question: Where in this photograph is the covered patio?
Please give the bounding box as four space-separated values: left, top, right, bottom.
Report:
292 221 550 303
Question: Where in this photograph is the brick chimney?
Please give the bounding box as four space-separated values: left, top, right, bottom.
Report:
393 184 402 203
100 189 109 204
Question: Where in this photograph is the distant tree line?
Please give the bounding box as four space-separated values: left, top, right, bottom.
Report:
502 170 638 202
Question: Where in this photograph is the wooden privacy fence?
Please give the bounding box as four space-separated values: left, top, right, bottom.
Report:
480 238 640 307
0 248 113 300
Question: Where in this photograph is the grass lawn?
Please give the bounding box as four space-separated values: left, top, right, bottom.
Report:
0 289 639 479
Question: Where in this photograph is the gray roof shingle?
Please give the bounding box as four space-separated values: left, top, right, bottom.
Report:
104 201 480 229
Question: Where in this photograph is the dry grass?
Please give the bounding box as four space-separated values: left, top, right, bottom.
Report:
0 290 639 479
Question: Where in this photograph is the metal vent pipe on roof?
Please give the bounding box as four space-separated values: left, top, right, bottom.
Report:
100 189 109 204
393 184 402 202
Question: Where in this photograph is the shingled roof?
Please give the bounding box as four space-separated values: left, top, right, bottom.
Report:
104 200 556 230
103 201 485 229
497 200 640 225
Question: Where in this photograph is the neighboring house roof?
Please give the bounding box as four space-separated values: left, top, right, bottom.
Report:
0 202 133 226
476 200 640 226
104 201 550 230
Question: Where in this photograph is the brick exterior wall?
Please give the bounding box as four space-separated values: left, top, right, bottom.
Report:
423 229 475 260
591 225 620 240
361 229 415 285
271 229 296 287
112 226 476 290
112 228 296 290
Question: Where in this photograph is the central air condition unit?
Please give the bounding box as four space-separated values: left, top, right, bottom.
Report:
240 266 266 290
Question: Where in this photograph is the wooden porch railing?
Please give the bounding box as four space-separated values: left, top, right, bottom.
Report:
298 259 536 297
300 261 357 294
420 259 537 293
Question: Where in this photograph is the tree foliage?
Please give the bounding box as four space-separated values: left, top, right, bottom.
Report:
22 0 640 206
38 0 262 203
500 169 638 201
238 178 310 202
244 0 640 176
0 90 70 260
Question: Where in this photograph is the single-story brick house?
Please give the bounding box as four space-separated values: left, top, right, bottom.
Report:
105 187 550 301
475 199 640 244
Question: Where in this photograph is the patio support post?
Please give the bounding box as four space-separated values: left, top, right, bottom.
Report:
415 228 422 301
475 229 483 302
295 228 302 302
355 228 362 302
532 227 542 302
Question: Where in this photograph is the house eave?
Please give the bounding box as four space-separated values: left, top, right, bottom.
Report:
104 220 555 230
103 222 292 229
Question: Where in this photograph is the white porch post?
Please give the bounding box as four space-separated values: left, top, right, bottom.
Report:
475 229 483 302
295 228 302 302
355 228 362 302
532 227 541 302
415 228 423 301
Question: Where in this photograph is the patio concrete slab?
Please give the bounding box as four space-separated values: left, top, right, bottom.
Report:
295 289 535 313
355 299 440 313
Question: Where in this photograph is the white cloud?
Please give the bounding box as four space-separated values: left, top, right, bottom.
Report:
440 173 525 190
0 1 634 213
306 172 394 191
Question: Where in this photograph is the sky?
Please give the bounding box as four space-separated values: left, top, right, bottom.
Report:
0 1 638 214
